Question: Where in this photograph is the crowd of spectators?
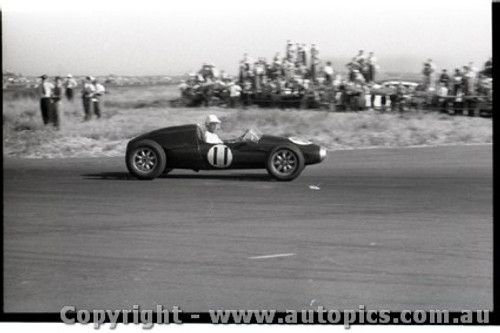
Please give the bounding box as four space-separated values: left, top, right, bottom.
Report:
35 74 106 128
178 41 380 110
177 40 493 114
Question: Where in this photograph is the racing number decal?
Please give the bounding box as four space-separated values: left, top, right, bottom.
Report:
207 145 233 168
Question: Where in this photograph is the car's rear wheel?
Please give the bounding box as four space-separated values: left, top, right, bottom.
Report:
126 140 166 180
266 145 305 181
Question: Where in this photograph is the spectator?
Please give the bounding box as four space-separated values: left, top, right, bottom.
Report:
82 76 96 121
201 78 214 107
253 60 266 92
310 44 319 61
238 60 245 84
452 68 464 97
462 65 470 95
437 82 449 112
346 57 361 82
295 62 308 77
91 78 105 119
51 76 64 128
178 80 189 103
241 79 253 106
64 74 78 101
355 50 365 63
297 43 307 66
324 61 334 84
439 69 450 88
283 58 294 83
353 70 366 87
210 64 219 79
464 62 478 95
482 57 492 77
428 59 437 87
310 44 320 83
286 40 295 62
391 83 406 112
295 43 301 62
220 70 230 81
37 74 54 125
422 59 436 90
228 82 242 108
199 63 214 81
366 52 377 83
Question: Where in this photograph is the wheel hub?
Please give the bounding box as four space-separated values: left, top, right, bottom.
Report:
134 149 157 172
273 150 296 174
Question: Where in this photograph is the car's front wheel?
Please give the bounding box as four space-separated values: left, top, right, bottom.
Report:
266 145 305 181
126 140 166 180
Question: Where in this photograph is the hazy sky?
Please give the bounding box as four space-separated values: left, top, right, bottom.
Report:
1 0 493 76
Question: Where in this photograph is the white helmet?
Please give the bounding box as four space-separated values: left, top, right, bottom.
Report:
205 114 221 125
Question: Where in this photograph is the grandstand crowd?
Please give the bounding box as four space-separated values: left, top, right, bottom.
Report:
176 41 492 114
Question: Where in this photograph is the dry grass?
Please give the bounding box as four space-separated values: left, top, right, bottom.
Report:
3 85 492 158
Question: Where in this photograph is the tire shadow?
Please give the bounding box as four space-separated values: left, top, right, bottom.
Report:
81 172 273 182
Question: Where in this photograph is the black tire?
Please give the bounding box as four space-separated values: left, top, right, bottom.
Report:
266 144 305 181
126 140 166 180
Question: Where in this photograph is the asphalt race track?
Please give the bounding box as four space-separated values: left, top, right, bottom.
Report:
4 145 492 312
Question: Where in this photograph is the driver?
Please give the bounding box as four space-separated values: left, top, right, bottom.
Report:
204 114 223 144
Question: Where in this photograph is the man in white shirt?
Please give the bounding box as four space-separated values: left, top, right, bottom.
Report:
324 61 334 84
178 79 189 103
92 78 106 119
64 74 78 101
82 76 96 121
228 82 242 108
38 74 54 125
437 82 449 112
204 114 223 144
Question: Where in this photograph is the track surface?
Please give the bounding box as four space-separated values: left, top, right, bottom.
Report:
4 145 492 312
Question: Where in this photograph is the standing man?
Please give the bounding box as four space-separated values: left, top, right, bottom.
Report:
283 58 294 83
286 40 294 62
297 43 307 66
64 74 78 101
253 60 266 93
346 57 359 82
178 79 189 105
92 78 106 118
452 68 464 97
37 74 54 125
51 76 64 129
482 57 492 77
465 62 478 95
436 82 449 113
422 60 433 90
310 44 320 83
82 76 96 121
439 69 450 88
228 81 242 108
324 61 334 85
366 52 377 83
355 50 365 63
427 59 437 89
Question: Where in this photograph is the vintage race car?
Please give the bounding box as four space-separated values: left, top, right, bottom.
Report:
126 124 327 181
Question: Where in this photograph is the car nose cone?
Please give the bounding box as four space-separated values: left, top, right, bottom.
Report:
319 147 327 161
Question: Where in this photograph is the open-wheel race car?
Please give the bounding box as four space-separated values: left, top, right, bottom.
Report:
126 124 327 181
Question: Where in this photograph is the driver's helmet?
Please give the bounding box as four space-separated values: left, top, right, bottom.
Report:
205 114 221 125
